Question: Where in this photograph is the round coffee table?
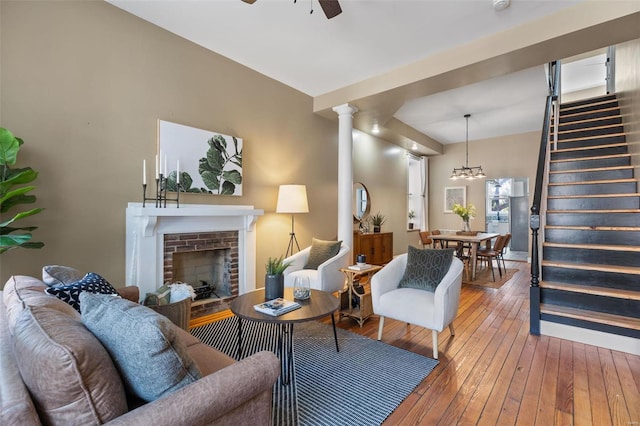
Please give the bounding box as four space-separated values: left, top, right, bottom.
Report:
230 288 339 385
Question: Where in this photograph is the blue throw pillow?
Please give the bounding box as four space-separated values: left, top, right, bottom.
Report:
80 293 202 402
45 272 118 312
398 246 454 292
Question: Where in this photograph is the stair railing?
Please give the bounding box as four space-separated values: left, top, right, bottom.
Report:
530 60 561 335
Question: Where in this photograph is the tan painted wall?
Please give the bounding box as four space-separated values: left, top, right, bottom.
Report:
352 131 417 254
0 1 416 287
427 131 540 245
615 38 640 169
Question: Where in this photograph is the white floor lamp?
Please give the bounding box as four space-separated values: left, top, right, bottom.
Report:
276 184 309 257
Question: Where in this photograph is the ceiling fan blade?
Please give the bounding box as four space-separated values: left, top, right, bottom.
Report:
240 0 257 4
318 0 342 19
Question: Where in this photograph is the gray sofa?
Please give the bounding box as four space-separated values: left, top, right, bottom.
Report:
0 275 279 425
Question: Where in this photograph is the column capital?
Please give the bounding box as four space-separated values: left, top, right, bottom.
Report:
332 103 359 117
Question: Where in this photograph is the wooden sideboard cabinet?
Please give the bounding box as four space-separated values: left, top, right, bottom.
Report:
352 231 393 265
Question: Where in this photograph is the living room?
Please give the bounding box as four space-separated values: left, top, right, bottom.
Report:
3 1 638 288
2 1 640 425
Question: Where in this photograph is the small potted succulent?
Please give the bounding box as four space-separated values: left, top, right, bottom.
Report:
408 210 416 230
370 212 386 233
264 255 292 299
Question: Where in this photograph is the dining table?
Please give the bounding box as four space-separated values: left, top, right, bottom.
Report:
431 232 499 280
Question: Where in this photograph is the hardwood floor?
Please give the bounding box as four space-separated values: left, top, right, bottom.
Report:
320 260 640 425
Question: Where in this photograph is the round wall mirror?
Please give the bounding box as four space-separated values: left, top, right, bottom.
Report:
353 182 371 223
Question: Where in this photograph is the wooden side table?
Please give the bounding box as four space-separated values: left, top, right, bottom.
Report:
338 265 382 327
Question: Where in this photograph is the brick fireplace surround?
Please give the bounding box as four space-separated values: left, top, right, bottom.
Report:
125 203 263 312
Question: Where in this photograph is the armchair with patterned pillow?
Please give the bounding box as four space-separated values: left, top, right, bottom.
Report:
371 247 464 359
283 238 350 294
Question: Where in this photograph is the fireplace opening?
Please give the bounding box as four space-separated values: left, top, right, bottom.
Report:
163 230 239 305
172 249 233 299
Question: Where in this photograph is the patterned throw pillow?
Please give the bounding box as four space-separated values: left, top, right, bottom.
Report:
45 273 118 312
42 265 84 286
304 238 342 270
80 292 202 402
398 246 455 292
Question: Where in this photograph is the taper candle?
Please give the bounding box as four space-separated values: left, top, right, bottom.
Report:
143 159 146 185
176 160 180 184
164 156 168 177
155 155 159 179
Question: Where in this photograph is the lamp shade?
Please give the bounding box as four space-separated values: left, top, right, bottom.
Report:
276 185 309 213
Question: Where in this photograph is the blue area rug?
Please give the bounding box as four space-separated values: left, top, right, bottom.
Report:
192 317 438 426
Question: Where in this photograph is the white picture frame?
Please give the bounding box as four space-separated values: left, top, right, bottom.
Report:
444 186 466 213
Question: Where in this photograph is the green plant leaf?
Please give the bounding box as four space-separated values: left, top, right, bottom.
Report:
222 170 242 185
220 181 235 195
0 168 38 197
205 148 224 174
0 208 44 228
210 135 227 156
0 128 20 166
201 170 220 191
0 233 33 247
233 137 240 156
0 225 37 235
0 186 36 212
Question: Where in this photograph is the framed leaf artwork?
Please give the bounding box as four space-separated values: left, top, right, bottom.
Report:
158 120 243 196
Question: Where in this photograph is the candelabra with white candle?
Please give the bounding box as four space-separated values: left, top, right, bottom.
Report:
141 156 181 208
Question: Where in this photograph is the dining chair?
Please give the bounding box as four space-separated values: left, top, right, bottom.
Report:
419 231 433 248
476 234 508 281
431 229 443 249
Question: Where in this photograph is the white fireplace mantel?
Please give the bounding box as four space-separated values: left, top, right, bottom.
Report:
125 203 263 299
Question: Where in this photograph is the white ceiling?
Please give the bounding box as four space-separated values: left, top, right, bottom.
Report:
107 0 598 147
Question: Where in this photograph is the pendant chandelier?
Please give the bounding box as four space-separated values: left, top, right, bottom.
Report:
450 114 486 180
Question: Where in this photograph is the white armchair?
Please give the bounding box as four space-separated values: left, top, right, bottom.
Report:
283 244 350 293
371 253 464 359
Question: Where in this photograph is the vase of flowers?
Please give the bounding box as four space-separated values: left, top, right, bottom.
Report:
452 203 476 232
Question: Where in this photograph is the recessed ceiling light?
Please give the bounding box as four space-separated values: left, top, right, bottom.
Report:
493 0 510 11
372 124 380 134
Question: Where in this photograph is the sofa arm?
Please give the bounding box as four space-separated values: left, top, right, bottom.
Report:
117 286 140 303
106 351 279 426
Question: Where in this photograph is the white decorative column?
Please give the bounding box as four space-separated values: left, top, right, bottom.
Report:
332 103 358 251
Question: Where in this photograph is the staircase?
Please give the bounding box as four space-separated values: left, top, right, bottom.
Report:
539 94 640 343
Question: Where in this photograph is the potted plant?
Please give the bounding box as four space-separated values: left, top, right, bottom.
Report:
452 203 476 232
265 255 292 299
408 210 416 229
370 212 386 233
0 128 44 254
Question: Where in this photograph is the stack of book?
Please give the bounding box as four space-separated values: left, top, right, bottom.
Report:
348 264 372 271
253 298 301 316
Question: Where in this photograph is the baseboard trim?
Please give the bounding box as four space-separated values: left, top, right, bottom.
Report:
541 320 640 355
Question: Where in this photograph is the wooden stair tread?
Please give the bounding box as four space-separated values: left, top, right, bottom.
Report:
549 165 633 174
547 193 640 199
547 208 640 214
550 153 630 164
552 106 620 120
552 141 627 152
540 303 640 330
554 123 624 135
548 178 638 186
550 114 622 127
545 225 640 231
560 100 619 112
544 241 640 252
542 260 640 275
540 281 640 301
